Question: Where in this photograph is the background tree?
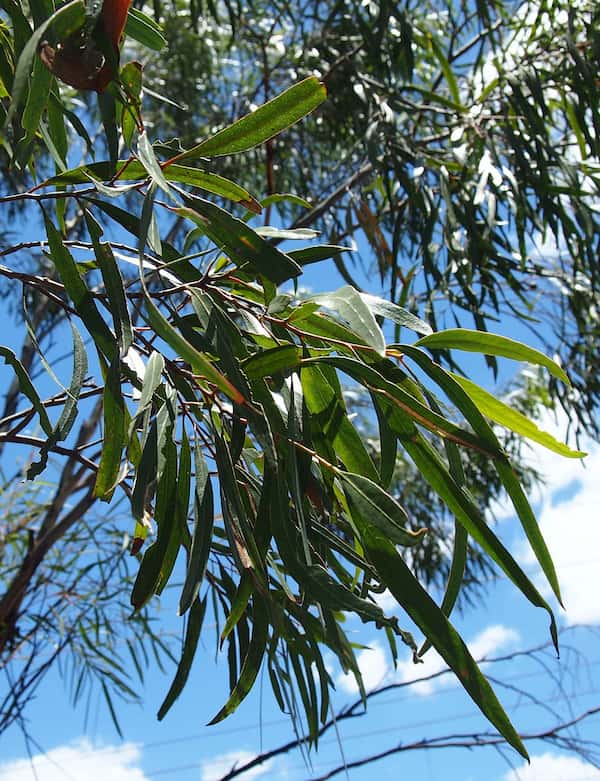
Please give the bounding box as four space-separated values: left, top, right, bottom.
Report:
0 0 598 770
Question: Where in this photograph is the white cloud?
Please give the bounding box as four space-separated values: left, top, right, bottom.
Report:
515 409 600 624
336 624 518 697
0 739 147 781
393 624 519 696
201 750 273 781
502 752 600 781
336 642 388 695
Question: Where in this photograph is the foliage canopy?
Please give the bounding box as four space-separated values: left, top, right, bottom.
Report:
0 0 597 762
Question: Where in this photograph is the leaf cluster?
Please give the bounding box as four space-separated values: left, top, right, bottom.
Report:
0 0 590 760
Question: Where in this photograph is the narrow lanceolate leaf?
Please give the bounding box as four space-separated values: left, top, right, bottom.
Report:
26 323 87 480
287 245 352 267
131 351 164 423
356 522 528 760
208 598 269 724
419 521 467 657
131 437 178 610
340 471 427 547
401 345 563 612
85 211 133 354
44 162 261 211
450 373 586 458
360 292 433 336
157 595 207 720
306 355 501 458
311 285 386 356
94 357 126 501
393 419 558 646
416 328 570 385
301 363 379 483
138 265 245 406
137 131 173 198
125 7 167 51
0 346 52 435
44 214 116 360
179 444 214 615
20 55 51 136
175 77 327 162
242 345 302 380
176 191 302 285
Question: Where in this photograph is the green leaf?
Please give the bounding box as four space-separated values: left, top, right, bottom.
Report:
287 245 352 267
46 160 263 210
301 363 379 483
357 521 528 759
125 7 167 51
26 323 87 480
0 345 53 436
85 210 133 354
401 344 563 612
213 434 265 580
450 374 586 458
389 417 558 644
133 351 164 418
157 595 207 720
242 345 302 380
179 444 214 615
130 418 158 522
20 54 51 137
137 131 173 198
306 355 501 458
43 214 116 360
418 521 467 657
131 436 178 610
176 77 327 162
138 260 246 405
6 0 85 126
340 471 426 547
176 191 302 285
94 357 126 501
311 285 386 356
360 292 433 336
208 597 269 724
416 328 570 385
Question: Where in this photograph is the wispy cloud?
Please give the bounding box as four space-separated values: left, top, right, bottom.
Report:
502 751 600 781
201 750 274 781
0 739 147 781
336 624 518 696
515 409 600 624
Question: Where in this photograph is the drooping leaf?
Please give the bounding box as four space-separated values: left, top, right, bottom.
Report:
450 373 586 458
43 213 116 360
94 357 126 501
0 345 53 436
175 191 302 285
208 597 269 724
357 521 528 759
157 595 207 720
26 323 87 480
340 470 427 547
416 328 570 385
179 444 214 615
401 344 563 611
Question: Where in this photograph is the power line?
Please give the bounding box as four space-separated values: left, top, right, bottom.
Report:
143 685 600 777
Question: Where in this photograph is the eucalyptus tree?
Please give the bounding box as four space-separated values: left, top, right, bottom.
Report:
0 0 597 762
